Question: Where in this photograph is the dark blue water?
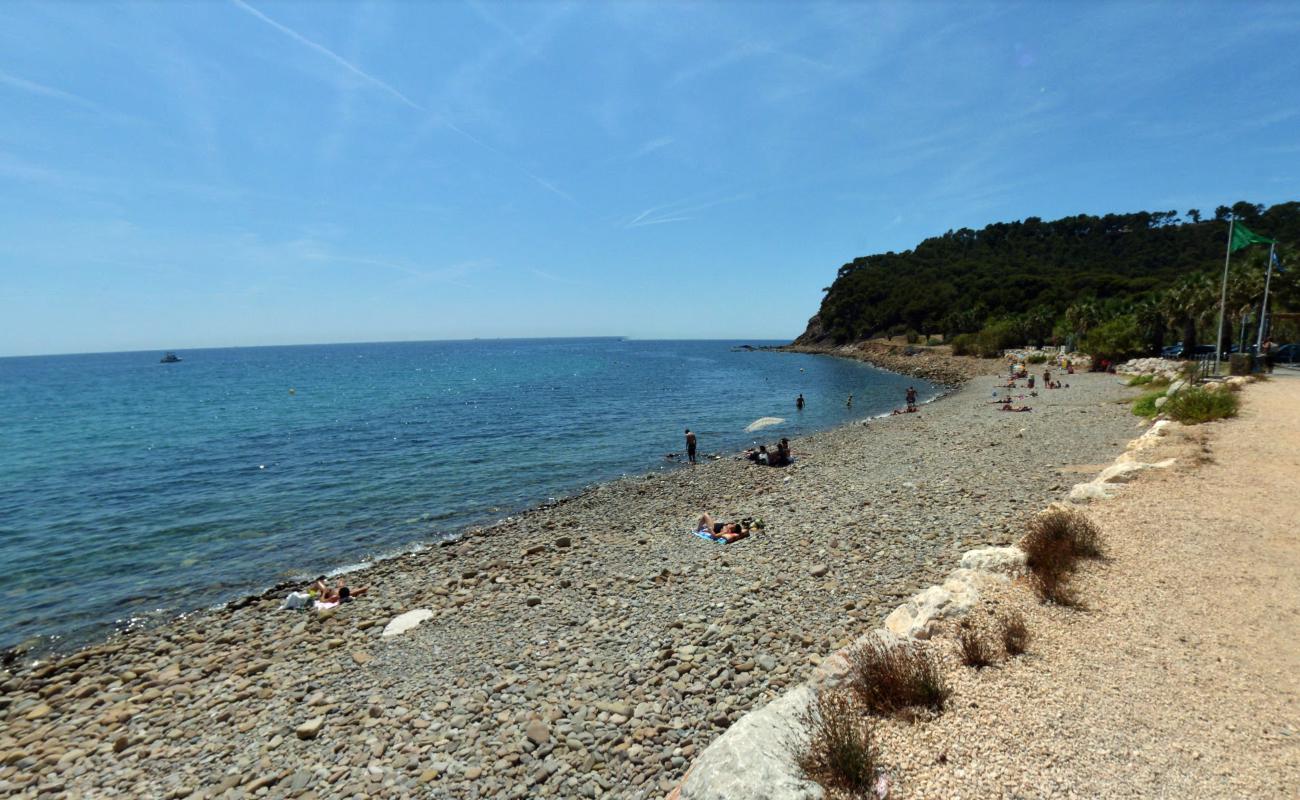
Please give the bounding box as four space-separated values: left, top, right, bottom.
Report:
0 339 937 652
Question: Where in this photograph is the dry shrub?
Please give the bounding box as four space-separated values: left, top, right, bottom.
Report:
956 624 998 668
999 611 1030 656
1030 561 1082 608
1026 506 1105 559
847 639 949 716
1022 507 1103 606
797 687 877 797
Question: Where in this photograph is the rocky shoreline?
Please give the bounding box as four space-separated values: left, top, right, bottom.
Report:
0 362 1144 799
779 341 987 387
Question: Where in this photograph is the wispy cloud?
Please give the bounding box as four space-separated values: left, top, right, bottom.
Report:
229 0 422 111
622 194 749 229
0 70 105 113
630 136 674 159
529 267 582 286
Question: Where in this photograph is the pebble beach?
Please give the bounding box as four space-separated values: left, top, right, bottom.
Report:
0 359 1145 799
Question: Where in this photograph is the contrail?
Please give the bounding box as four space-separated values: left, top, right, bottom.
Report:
229 0 422 111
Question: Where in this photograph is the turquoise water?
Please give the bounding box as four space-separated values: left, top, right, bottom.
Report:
0 339 937 652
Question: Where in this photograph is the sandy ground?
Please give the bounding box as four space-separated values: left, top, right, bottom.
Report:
875 375 1300 798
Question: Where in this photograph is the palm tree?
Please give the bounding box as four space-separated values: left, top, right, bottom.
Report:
1133 296 1165 354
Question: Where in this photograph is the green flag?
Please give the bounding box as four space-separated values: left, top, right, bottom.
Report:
1230 221 1276 252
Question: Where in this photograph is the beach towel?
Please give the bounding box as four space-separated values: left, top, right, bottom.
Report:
692 529 753 544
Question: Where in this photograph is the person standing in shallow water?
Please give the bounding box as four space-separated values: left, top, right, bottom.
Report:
684 429 697 464
796 393 805 410
905 386 918 411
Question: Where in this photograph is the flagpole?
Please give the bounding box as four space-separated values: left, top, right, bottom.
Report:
1214 216 1234 376
1255 241 1277 353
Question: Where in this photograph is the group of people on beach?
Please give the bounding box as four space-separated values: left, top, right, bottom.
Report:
744 438 792 467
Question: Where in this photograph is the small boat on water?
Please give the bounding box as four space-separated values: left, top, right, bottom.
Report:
160 352 182 363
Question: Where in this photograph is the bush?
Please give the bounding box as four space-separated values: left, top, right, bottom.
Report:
1025 506 1104 560
1021 507 1104 607
1026 353 1048 364
999 612 1030 656
950 333 976 356
797 687 877 797
1127 374 1155 386
1081 314 1143 363
905 329 920 344
1031 567 1081 607
956 624 998 668
926 336 943 346
1163 386 1239 424
1131 390 1164 418
847 639 949 716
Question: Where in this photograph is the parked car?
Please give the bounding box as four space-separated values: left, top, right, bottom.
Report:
1271 343 1300 364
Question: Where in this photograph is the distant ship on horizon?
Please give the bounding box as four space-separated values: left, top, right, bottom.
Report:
159 352 181 363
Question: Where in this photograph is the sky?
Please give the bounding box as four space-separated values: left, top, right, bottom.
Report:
1 1 1298 357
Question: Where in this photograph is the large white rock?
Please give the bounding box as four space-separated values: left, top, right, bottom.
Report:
884 570 985 639
1097 461 1151 484
959 546 1026 574
1068 481 1112 503
381 609 434 638
679 685 823 800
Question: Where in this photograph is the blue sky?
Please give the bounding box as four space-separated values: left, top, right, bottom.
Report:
1 1 1297 356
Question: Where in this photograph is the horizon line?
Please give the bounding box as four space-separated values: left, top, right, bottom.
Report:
0 335 796 360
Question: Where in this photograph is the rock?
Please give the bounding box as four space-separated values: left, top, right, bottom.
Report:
1097 461 1151 484
1067 481 1112 503
884 569 984 638
958 546 1025 574
809 564 829 578
112 736 131 754
1154 396 1168 409
555 537 572 548
526 596 542 607
351 651 373 666
525 719 551 745
295 716 325 740
756 655 777 672
679 685 821 800
381 609 434 637
594 701 632 717
24 702 51 720
464 766 483 780
523 544 547 557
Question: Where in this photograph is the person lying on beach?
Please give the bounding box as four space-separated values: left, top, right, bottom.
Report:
281 575 332 609
999 400 1032 412
320 578 369 604
696 513 752 542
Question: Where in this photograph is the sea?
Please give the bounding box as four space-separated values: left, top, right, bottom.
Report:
0 338 939 654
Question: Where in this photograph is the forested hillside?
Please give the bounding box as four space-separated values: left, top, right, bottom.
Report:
797 201 1300 358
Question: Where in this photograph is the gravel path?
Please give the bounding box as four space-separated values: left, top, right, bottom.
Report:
0 366 1142 799
874 376 1300 798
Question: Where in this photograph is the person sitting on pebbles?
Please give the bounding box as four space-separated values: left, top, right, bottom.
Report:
696 513 753 543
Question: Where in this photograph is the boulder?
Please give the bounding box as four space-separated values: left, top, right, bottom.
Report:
1067 481 1112 503
381 609 434 638
1096 461 1151 484
679 685 822 800
883 570 982 639
958 546 1026 574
